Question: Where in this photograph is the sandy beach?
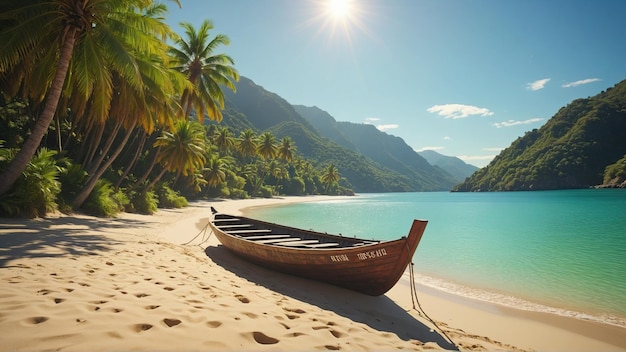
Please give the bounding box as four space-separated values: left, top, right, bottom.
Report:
2 196 625 351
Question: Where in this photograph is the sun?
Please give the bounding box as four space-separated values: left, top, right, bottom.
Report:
328 0 351 19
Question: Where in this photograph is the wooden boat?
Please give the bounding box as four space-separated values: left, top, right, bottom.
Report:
209 207 428 296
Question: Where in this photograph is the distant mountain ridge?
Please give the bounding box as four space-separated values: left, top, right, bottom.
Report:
217 77 465 192
418 150 479 182
293 105 471 187
454 79 626 191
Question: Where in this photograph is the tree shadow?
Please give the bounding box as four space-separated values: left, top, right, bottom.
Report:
0 216 154 267
204 245 458 350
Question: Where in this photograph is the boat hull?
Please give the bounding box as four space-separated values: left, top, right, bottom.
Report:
209 213 427 296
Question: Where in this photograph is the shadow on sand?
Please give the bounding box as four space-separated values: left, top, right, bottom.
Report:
0 216 154 267
205 245 458 350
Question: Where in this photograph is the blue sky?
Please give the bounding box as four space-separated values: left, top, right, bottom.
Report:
166 0 626 167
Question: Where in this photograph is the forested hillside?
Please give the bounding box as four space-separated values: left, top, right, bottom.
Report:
293 105 458 190
454 79 626 191
219 77 456 191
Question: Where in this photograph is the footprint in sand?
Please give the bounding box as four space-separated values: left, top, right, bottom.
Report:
133 323 153 332
145 305 160 310
235 294 250 303
26 316 49 324
163 318 182 327
54 298 65 304
251 331 279 345
207 321 222 328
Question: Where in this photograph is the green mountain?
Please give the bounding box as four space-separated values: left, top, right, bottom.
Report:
293 105 457 190
218 77 456 192
418 150 479 183
454 79 626 191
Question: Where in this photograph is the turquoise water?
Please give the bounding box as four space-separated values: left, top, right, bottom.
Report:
245 189 626 326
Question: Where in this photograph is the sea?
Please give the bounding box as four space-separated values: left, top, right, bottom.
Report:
244 189 626 327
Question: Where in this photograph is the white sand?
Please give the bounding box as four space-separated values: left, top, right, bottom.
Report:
1 196 625 351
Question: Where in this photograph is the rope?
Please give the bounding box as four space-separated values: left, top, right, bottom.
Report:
182 220 213 247
408 261 458 349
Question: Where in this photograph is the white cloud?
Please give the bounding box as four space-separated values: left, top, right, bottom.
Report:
457 154 499 167
493 118 543 128
364 117 380 124
426 104 494 119
483 147 505 152
562 78 601 88
526 78 550 91
376 124 399 131
414 146 444 152
443 136 451 140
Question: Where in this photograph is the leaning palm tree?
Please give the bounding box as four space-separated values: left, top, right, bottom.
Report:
0 0 180 196
169 20 239 122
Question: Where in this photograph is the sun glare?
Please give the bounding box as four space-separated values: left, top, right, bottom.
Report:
328 0 351 18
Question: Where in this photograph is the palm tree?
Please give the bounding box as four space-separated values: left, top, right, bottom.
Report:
321 164 340 194
277 137 296 162
235 129 258 161
203 155 228 187
147 120 206 190
169 20 239 122
0 0 180 196
212 126 235 156
257 132 278 160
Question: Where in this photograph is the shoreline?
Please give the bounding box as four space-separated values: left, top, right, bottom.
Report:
212 196 626 351
1 196 625 351
238 195 626 329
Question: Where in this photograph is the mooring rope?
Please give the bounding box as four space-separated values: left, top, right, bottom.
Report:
182 220 213 247
408 261 458 349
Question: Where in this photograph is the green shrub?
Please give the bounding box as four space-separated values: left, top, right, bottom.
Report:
131 190 158 214
0 148 61 217
228 188 249 199
81 179 122 217
58 162 87 212
156 183 188 208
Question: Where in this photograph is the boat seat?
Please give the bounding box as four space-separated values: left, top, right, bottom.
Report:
217 224 252 229
241 234 291 240
225 229 272 234
212 218 241 222
305 243 340 248
275 240 320 247
254 237 302 244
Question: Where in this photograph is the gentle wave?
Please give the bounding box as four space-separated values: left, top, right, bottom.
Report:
408 272 626 328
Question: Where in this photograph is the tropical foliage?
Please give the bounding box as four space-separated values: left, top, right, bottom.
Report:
0 1 350 218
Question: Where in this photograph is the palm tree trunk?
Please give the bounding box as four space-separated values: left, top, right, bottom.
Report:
114 130 147 190
83 122 105 169
128 145 161 192
144 167 168 192
73 123 135 208
86 122 121 176
0 27 78 196
55 115 63 152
